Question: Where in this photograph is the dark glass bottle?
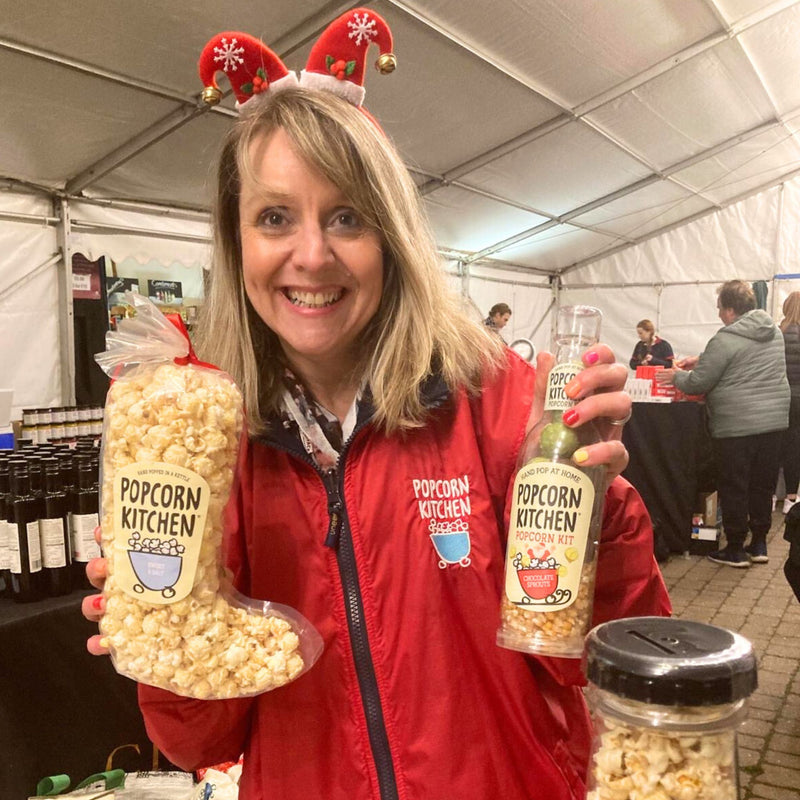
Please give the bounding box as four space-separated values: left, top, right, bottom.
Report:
39 457 72 596
10 466 45 602
0 456 11 597
71 458 100 589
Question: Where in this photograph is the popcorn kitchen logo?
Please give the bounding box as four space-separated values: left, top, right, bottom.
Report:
118 470 205 539
412 475 473 568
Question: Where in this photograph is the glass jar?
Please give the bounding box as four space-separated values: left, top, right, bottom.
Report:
498 305 605 657
583 617 757 800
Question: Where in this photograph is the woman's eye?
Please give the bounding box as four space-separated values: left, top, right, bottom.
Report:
259 209 288 228
331 210 362 229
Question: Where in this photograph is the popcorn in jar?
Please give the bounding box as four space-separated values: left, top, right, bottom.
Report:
583 617 757 800
94 292 322 699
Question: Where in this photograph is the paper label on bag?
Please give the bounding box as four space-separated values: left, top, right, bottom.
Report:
112 462 210 604
544 361 583 412
504 460 594 611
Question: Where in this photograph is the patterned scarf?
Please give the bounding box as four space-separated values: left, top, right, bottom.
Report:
280 370 358 470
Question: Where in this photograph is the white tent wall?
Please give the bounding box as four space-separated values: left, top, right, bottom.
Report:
465 264 553 351
1 192 213 421
559 175 800 365
0 190 61 419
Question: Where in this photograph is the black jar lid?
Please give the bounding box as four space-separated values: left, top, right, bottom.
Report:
584 617 757 706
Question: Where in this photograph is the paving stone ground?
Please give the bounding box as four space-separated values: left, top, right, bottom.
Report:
660 510 800 798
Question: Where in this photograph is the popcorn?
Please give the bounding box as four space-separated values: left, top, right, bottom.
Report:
99 361 306 698
587 717 737 800
498 564 596 649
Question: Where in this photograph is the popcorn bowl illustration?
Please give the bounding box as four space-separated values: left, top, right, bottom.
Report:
429 519 471 568
517 568 558 600
128 550 183 597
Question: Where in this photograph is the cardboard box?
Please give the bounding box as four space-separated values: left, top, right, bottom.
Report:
689 525 720 555
696 492 719 527
635 365 677 399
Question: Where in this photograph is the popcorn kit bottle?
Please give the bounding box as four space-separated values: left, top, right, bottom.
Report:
583 617 757 800
497 305 605 657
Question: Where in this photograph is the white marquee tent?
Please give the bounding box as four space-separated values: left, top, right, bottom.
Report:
3 0 800 417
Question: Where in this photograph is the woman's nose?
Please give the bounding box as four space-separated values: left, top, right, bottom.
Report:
293 223 334 271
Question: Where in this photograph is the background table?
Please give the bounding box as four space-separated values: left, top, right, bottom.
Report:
622 402 715 559
0 589 177 799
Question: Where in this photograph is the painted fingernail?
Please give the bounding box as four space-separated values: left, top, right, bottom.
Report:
564 379 581 399
573 449 589 464
584 351 599 365
92 596 104 611
562 408 580 426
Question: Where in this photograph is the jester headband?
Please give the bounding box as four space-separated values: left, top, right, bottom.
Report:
198 7 396 114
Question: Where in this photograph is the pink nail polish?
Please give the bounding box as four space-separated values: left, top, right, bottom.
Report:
584 351 599 365
92 596 103 611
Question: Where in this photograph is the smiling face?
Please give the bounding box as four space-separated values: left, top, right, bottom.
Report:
238 129 384 379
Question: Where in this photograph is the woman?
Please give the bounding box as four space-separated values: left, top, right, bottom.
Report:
629 319 674 369
82 33 669 800
780 291 800 513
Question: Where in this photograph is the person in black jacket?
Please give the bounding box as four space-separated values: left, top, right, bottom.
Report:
780 292 800 514
629 319 674 369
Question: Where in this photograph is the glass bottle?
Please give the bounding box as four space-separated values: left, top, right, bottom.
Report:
584 617 757 800
39 457 72 596
71 457 100 589
497 305 606 658
10 465 45 602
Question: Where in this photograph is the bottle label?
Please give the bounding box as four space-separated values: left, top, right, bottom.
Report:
112 462 210 605
0 520 9 570
8 525 21 573
73 513 100 562
26 521 42 573
39 517 68 568
544 361 583 412
504 460 595 611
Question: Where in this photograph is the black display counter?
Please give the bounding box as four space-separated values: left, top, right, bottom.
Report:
622 402 715 559
0 589 176 799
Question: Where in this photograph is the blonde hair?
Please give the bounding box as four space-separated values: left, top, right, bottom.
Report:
781 291 800 331
196 88 504 434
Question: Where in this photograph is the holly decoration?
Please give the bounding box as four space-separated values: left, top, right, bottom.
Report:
241 67 269 96
325 55 357 81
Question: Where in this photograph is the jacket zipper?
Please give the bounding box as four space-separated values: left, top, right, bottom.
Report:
264 427 399 800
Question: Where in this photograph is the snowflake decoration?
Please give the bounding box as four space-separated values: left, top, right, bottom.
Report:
348 12 378 46
214 37 245 72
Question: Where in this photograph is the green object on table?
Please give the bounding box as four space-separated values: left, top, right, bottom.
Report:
74 770 126 791
35 774 71 796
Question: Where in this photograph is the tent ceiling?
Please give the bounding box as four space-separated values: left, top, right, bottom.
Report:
2 0 800 274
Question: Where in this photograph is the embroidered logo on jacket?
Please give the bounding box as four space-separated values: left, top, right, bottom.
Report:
412 476 471 568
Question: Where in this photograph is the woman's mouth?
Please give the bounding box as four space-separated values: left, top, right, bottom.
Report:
284 288 344 308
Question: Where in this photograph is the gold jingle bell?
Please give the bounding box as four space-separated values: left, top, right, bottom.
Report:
201 86 223 106
376 53 397 75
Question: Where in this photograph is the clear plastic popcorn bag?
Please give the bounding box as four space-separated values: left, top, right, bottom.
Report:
94 292 323 699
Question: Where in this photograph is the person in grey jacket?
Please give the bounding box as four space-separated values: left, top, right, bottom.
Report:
658 280 790 567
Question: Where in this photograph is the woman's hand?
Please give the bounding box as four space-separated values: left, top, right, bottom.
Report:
531 345 631 485
81 526 109 656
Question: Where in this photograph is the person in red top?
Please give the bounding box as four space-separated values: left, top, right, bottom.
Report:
83 10 670 799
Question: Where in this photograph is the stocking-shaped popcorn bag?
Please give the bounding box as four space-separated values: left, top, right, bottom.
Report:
95 293 322 699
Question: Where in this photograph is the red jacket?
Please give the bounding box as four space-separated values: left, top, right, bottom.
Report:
139 354 670 800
